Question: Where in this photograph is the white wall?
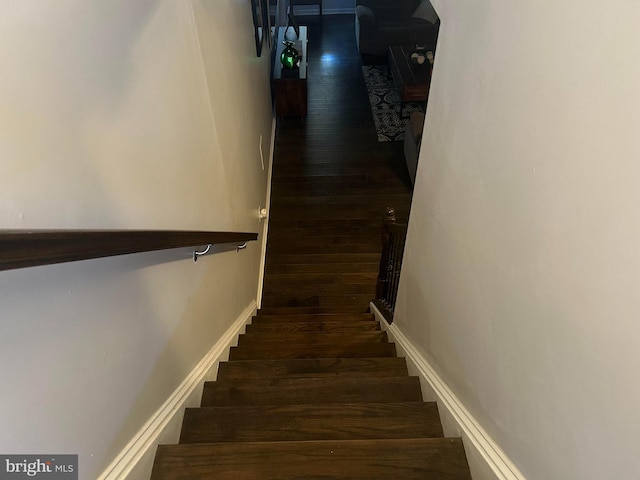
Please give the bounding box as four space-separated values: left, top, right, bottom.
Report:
394 0 640 479
0 1 272 479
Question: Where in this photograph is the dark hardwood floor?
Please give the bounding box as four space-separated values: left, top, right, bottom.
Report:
264 14 413 313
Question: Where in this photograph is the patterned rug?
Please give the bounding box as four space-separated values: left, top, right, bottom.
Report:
362 65 422 142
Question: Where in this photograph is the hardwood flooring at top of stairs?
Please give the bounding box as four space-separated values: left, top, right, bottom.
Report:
150 15 472 480
265 14 412 313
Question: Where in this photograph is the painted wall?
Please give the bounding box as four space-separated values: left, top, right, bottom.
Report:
0 1 272 478
394 0 640 479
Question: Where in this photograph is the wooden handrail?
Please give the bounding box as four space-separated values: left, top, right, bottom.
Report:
0 230 258 272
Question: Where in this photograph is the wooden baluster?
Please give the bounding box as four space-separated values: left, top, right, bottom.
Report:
374 207 409 323
376 207 396 302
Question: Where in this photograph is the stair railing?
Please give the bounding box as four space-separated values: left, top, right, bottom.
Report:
373 207 408 323
0 230 258 272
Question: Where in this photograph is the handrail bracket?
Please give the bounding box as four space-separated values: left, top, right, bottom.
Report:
193 244 212 262
194 241 248 262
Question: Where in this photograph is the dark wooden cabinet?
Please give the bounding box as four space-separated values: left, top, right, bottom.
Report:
272 26 308 118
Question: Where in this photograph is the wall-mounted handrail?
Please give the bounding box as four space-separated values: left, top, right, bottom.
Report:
0 230 258 272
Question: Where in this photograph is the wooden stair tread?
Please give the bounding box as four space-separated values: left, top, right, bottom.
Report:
269 193 411 208
253 312 374 322
245 320 381 333
180 402 443 443
237 331 387 345
265 244 382 255
265 263 379 274
264 253 381 265
257 306 370 315
229 342 396 360
263 285 377 298
261 294 378 308
202 376 422 406
268 201 409 220
151 438 472 480
216 357 409 380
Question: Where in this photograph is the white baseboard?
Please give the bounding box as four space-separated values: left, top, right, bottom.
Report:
97 301 257 480
256 115 276 309
370 303 526 480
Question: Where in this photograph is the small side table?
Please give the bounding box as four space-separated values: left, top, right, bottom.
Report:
273 26 308 118
388 46 432 116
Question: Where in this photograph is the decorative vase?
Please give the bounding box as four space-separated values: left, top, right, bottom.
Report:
280 41 300 69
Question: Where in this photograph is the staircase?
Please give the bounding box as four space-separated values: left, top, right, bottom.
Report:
151 16 471 478
150 310 472 479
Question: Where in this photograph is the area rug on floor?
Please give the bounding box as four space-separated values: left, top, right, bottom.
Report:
362 65 422 143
